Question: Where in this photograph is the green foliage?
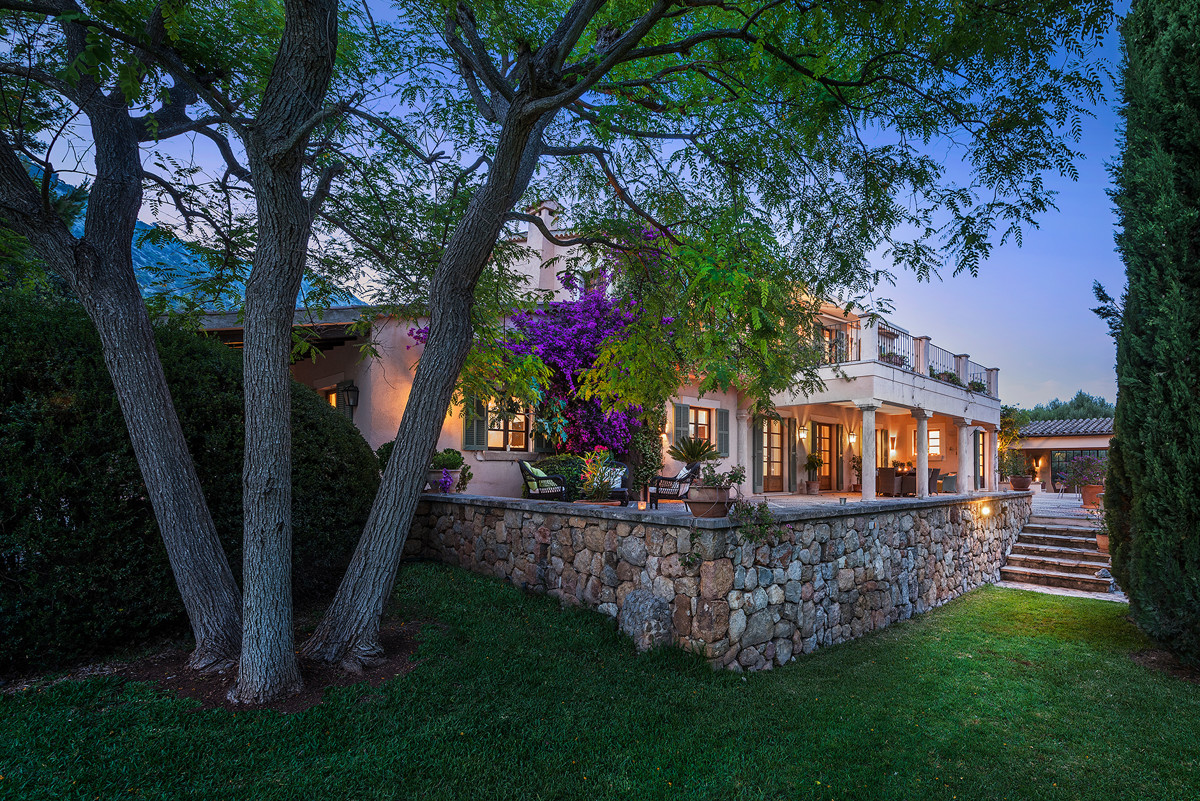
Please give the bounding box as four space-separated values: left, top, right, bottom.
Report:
376 440 395 471
430 448 465 470
930 367 965 387
730 499 787 544
627 405 665 494
534 453 587 501
697 463 746 490
1026 390 1115 421
805 452 824 479
0 295 379 672
579 450 615 501
999 405 1031 453
999 450 1029 479
1109 0 1200 664
666 436 719 465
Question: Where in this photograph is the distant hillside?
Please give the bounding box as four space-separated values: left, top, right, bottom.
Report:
52 170 359 308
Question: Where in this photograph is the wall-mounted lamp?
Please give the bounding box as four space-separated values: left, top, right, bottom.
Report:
848 431 857 445
890 435 897 453
343 384 360 408
798 427 808 441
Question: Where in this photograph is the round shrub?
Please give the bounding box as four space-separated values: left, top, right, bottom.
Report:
0 294 379 673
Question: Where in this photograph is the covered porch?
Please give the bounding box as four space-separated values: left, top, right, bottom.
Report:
739 400 1000 502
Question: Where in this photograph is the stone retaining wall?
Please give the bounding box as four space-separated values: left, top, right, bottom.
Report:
405 493 1032 671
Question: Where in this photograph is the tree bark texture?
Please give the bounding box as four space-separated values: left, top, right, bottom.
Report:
0 117 242 668
303 104 554 668
227 0 340 704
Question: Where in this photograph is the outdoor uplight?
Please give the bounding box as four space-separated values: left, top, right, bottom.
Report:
982 505 992 516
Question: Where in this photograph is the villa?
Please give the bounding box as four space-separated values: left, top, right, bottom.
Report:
203 203 1003 502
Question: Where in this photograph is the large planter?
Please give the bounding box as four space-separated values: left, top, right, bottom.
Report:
805 480 820 495
1009 475 1032 491
1081 484 1104 509
426 468 461 493
1096 531 1110 554
685 486 733 518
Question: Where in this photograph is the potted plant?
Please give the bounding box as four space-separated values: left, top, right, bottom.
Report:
685 463 745 518
804 452 823 494
1001 451 1031 490
426 448 465 493
579 447 616 502
849 453 863 492
667 435 720 466
1062 455 1107 508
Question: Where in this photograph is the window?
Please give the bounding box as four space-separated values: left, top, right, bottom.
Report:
324 389 337 408
1050 449 1108 486
487 401 531 451
912 428 942 457
689 406 712 441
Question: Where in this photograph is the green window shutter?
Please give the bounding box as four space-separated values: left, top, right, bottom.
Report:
533 423 552 453
716 409 730 457
462 396 487 451
334 381 354 421
789 419 799 493
673 403 690 444
751 418 764 494
835 424 844 490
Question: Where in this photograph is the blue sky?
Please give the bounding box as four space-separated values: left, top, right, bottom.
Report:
880 24 1126 409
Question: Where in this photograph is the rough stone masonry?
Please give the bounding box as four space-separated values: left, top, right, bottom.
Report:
405 493 1031 672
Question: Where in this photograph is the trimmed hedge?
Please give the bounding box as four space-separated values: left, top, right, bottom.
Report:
0 295 379 673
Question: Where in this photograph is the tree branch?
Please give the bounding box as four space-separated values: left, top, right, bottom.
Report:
505 210 628 250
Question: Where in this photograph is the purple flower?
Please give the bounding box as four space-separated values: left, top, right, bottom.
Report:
439 468 453 493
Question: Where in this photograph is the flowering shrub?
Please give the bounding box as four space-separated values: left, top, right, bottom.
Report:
438 468 454 493
1061 454 1107 488
579 447 615 500
506 287 643 455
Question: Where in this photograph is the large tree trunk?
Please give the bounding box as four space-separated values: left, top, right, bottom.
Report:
302 105 552 668
0 123 243 670
226 0 339 703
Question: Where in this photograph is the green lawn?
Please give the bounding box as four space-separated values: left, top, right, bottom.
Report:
3 563 1197 801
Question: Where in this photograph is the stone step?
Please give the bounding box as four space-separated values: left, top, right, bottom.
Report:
1005 553 1110 576
999 565 1113 593
1010 542 1106 561
1018 531 1098 549
1024 521 1100 536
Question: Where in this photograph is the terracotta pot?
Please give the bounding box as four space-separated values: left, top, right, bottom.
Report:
805 480 820 494
1082 484 1104 509
1009 475 1032 491
1096 532 1110 554
426 468 461 493
851 483 862 493
685 486 732 518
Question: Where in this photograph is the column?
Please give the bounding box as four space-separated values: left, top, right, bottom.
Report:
858 401 880 501
986 367 999 399
914 336 931 376
912 408 933 497
861 321 880 362
989 428 1000 491
736 408 750 495
955 417 973 494
954 353 971 385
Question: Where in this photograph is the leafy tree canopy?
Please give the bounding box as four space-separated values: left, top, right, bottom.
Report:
1024 390 1115 421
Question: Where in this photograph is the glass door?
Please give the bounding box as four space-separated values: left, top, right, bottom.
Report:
816 423 834 490
762 419 785 492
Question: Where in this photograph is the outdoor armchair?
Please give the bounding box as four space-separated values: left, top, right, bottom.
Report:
647 463 700 509
518 460 568 501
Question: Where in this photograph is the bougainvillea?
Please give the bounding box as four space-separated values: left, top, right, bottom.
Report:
506 284 644 456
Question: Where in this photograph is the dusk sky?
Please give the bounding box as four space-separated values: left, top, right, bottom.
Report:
880 26 1126 410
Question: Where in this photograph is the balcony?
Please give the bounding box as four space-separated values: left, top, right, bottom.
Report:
815 317 999 399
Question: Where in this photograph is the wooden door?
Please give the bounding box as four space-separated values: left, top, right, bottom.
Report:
763 419 785 492
816 423 834 490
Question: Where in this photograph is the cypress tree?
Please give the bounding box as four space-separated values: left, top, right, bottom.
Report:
1109 0 1200 664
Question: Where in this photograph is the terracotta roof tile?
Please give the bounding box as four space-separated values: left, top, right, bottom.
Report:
1019 418 1114 438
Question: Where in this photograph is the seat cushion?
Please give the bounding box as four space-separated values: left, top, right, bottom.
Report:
602 466 625 485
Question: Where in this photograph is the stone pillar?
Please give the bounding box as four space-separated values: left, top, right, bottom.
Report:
858 402 880 501
861 321 880 362
912 408 933 497
955 417 974 494
736 407 750 495
986 367 999 399
914 336 931 376
989 428 1000 491
954 353 970 385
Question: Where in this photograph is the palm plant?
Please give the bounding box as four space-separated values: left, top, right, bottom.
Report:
667 436 720 465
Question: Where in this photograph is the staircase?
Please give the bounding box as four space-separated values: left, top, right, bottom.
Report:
1001 515 1114 593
